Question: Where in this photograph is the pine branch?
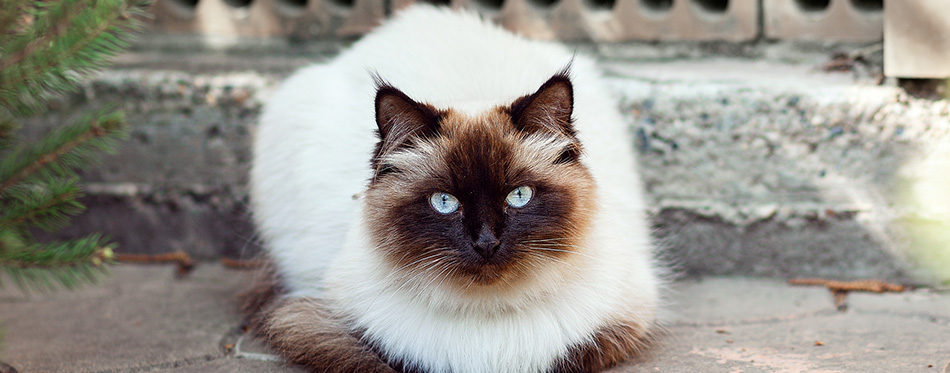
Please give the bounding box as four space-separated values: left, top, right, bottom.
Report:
0 177 84 232
0 232 114 292
0 109 125 197
0 2 79 71
0 0 150 116
0 118 15 150
0 0 32 37
0 0 146 295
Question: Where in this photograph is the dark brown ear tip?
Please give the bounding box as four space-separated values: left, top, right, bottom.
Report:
374 86 408 109
541 73 573 90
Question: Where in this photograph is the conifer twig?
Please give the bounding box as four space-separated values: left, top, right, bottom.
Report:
0 3 82 71
0 112 123 196
0 0 146 293
0 0 149 115
0 177 83 231
0 234 114 291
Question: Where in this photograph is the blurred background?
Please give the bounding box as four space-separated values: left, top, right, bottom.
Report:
23 0 950 284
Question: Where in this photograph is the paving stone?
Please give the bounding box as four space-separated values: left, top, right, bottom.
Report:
849 288 950 320
663 277 836 326
154 357 304 373
0 264 252 372
628 312 949 372
2 265 947 372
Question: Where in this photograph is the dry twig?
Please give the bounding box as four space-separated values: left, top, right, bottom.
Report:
115 251 195 276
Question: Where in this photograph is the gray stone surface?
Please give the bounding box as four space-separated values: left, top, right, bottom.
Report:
884 0 950 78
0 264 246 372
1 264 948 372
21 41 950 283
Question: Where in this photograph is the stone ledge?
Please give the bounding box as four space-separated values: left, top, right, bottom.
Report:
1 264 946 372
21 44 950 282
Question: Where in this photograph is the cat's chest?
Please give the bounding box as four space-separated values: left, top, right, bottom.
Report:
345 287 605 373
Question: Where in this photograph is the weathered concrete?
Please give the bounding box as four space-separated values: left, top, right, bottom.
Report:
1 264 947 372
0 265 245 372
763 0 883 42
149 0 384 38
21 41 950 283
145 0 759 42
884 0 950 78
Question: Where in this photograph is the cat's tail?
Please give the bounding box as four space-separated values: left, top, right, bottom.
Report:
237 256 286 334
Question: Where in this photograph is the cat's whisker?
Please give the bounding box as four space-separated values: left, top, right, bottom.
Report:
422 261 455 292
527 246 597 261
385 253 451 298
523 240 583 249
523 237 574 243
526 251 570 266
392 248 451 274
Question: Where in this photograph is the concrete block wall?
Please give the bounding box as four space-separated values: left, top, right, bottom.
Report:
144 0 885 42
149 0 385 38
763 0 883 42
884 0 950 78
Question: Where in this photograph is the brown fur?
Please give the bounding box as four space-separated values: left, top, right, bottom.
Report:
238 260 284 331
239 263 399 372
550 319 652 373
260 297 397 373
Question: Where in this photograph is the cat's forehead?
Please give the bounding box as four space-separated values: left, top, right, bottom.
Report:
377 107 576 192
435 109 573 188
437 108 513 135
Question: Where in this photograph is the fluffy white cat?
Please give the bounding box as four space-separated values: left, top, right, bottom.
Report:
248 5 660 373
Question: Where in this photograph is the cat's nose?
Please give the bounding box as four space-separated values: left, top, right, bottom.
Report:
473 225 500 260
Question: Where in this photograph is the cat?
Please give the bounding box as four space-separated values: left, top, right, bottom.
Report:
246 5 661 373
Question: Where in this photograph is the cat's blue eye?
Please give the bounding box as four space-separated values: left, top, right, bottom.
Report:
505 186 533 208
430 192 460 214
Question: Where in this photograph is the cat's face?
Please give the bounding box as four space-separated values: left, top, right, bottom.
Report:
363 73 596 292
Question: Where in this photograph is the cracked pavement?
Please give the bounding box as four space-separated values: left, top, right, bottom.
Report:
1 264 947 372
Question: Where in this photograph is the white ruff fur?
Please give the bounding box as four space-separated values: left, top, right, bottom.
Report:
251 5 659 373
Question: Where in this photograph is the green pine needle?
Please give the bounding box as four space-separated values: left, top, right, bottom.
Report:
0 0 147 294
0 118 15 150
0 0 150 116
0 232 114 292
0 109 126 197
0 177 84 232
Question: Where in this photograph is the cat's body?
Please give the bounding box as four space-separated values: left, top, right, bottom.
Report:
250 5 659 373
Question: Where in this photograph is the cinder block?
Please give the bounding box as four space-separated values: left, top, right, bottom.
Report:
393 0 552 39
396 0 758 41
495 0 558 40
610 0 759 41
763 0 882 42
149 0 283 37
147 0 384 38
884 0 950 78
335 0 386 36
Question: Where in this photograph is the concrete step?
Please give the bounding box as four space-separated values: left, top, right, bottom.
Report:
21 42 950 283
1 264 947 372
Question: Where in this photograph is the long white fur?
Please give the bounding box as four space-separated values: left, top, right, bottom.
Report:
251 5 659 373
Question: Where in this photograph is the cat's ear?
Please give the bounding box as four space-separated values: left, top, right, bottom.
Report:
374 82 441 154
508 72 576 139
